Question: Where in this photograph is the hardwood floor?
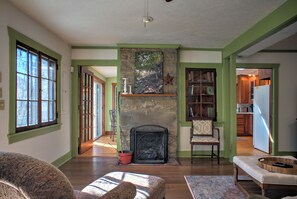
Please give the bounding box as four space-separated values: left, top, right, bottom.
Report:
237 136 268 156
59 135 296 199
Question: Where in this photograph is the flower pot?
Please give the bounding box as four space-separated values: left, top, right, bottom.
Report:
118 151 133 165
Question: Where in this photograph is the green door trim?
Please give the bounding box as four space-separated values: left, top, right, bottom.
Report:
70 59 119 157
227 62 280 160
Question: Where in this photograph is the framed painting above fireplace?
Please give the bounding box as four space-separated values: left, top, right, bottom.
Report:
134 51 163 94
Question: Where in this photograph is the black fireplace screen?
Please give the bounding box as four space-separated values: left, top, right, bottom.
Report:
130 125 168 164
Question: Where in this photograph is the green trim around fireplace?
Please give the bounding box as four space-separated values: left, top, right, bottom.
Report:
117 43 180 49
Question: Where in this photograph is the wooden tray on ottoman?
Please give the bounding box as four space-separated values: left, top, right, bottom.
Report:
258 157 297 175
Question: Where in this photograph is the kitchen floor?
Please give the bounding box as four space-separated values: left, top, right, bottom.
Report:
237 136 268 156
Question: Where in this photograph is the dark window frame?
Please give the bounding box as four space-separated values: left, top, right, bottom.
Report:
16 41 58 133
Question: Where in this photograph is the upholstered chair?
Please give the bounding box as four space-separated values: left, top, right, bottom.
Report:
190 120 220 164
0 151 136 199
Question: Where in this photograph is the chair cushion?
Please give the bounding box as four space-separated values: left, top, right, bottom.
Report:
193 120 213 135
191 136 219 143
82 171 165 199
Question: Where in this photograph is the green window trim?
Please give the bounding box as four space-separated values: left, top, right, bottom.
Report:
8 26 62 144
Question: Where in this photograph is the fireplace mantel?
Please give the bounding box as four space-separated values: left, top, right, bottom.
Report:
120 93 176 97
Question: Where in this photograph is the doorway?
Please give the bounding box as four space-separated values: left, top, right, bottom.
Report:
93 79 104 139
77 66 118 157
236 67 272 156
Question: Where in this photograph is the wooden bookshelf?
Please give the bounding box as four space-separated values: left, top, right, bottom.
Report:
186 68 217 121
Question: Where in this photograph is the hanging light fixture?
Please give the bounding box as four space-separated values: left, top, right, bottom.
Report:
142 0 153 27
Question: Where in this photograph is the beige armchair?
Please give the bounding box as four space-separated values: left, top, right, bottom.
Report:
190 120 220 164
0 151 136 199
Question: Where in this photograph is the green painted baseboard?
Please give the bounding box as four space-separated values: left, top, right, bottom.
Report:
52 151 72 167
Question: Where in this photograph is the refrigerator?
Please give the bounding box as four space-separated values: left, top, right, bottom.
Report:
253 85 270 153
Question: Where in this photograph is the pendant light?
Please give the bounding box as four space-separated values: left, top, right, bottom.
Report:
142 0 153 27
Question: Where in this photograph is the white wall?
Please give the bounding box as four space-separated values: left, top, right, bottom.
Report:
72 49 117 60
180 50 222 63
238 52 297 152
0 0 72 163
179 50 223 152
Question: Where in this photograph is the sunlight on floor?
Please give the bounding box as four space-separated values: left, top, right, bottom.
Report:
79 135 117 157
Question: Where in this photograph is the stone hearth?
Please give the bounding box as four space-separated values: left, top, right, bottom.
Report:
119 48 177 160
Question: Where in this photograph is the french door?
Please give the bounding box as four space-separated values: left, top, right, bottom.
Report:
79 68 94 154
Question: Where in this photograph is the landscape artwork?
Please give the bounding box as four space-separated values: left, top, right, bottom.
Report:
134 51 164 94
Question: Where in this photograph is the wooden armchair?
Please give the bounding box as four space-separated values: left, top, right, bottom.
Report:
190 120 220 164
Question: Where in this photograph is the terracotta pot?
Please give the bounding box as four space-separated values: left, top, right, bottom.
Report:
118 151 133 165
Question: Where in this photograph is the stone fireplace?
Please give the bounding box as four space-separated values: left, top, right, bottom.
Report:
130 125 168 164
119 48 177 160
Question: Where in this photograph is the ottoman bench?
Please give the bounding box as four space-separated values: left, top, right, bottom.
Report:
233 156 297 196
81 171 166 199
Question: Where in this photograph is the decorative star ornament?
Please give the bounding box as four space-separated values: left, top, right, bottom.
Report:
165 73 174 85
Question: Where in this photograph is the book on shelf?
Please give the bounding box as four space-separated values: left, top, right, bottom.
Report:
207 107 214 117
206 86 214 95
188 71 194 81
191 85 194 95
189 107 194 117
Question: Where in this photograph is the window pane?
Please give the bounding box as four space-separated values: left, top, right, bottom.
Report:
17 73 28 100
42 79 49 100
17 48 28 74
29 77 38 100
49 101 55 121
29 52 38 76
29 101 38 125
49 61 55 80
41 58 48 78
42 101 48 122
16 101 28 127
49 80 55 100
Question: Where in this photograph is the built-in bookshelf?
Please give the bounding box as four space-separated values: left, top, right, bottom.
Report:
186 68 216 121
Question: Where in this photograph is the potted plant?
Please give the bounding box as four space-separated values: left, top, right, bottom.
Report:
118 126 133 164
109 126 133 164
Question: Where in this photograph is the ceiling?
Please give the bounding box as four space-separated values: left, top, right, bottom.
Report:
8 0 287 48
92 66 117 78
9 0 296 78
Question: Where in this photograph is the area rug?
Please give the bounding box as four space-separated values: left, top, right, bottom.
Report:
184 175 247 199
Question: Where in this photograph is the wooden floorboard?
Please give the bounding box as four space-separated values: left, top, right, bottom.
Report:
59 136 296 199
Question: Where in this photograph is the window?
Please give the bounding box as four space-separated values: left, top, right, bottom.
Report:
16 42 57 132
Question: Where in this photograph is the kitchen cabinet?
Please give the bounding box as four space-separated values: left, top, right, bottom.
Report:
237 113 253 136
237 75 250 104
237 75 257 104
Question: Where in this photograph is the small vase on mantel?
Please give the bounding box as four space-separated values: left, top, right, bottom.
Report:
128 85 133 94
122 78 128 94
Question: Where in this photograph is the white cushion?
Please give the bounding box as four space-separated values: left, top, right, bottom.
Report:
191 136 219 143
233 155 297 185
193 120 212 135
